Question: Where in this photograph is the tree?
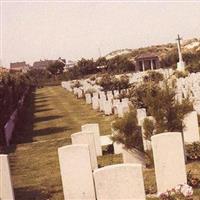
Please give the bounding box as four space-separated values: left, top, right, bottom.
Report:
76 58 97 76
0 72 33 147
107 56 135 73
47 61 65 76
27 69 50 87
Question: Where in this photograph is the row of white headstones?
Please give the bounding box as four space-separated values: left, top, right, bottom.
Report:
1 120 198 200
58 128 189 199
176 72 200 114
1 71 200 199
62 79 200 147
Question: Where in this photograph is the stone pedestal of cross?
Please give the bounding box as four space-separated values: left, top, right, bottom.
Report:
176 34 185 72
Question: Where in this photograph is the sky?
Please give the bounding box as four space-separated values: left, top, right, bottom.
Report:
0 1 200 67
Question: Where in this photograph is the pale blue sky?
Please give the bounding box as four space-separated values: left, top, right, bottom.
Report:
1 1 200 67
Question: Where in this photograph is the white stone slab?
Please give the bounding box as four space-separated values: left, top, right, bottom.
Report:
183 111 200 143
111 140 123 154
93 164 146 200
92 97 99 110
71 132 98 170
0 155 15 200
81 123 102 156
122 148 145 166
103 100 112 115
152 132 187 194
85 93 92 104
137 108 147 126
58 145 96 200
100 135 112 146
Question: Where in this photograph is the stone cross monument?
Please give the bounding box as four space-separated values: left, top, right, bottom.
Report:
176 34 185 72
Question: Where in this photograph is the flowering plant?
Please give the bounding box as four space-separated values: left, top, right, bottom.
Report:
159 184 193 200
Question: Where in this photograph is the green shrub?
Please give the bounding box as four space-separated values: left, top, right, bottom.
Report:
145 150 154 168
143 71 164 83
173 70 189 78
187 170 200 188
111 109 143 151
143 118 154 141
97 74 129 91
186 62 200 73
130 82 193 134
186 142 200 161
89 75 96 81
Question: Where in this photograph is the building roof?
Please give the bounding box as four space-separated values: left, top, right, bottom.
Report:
135 53 159 60
10 61 27 69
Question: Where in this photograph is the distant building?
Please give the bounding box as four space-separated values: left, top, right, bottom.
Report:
10 61 29 73
0 66 9 74
59 59 76 72
33 58 66 70
134 53 160 72
32 60 55 70
65 60 76 68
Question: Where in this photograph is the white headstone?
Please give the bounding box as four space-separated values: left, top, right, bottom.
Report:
58 145 96 200
85 93 92 104
183 111 200 143
100 135 113 146
137 108 147 126
0 155 15 200
92 97 99 110
113 142 123 154
93 164 146 200
113 90 119 98
81 123 102 156
103 100 112 115
152 132 187 194
122 148 145 166
77 88 83 98
71 132 98 169
99 98 106 112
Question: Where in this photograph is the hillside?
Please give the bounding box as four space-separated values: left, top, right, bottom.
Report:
105 38 200 61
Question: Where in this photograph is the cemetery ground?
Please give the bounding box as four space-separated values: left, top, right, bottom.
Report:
8 86 200 200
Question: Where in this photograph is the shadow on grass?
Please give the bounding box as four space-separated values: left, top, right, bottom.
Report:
34 115 63 123
34 96 52 100
35 108 54 113
7 90 35 152
35 99 48 103
34 126 70 136
14 187 52 200
35 104 50 109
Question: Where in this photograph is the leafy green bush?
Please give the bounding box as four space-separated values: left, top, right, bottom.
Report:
143 71 164 83
173 70 189 78
0 72 33 146
130 82 193 134
186 142 200 161
145 150 154 168
143 118 154 141
186 62 200 73
89 75 96 81
97 74 129 91
187 170 200 188
111 109 143 151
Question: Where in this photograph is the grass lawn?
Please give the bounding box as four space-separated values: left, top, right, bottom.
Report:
8 86 200 200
